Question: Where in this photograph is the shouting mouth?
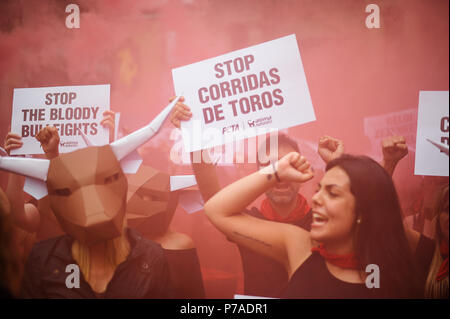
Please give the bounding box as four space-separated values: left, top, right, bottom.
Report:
312 211 329 227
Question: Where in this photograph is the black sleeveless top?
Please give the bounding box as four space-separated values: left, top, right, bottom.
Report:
238 206 312 297
279 252 378 299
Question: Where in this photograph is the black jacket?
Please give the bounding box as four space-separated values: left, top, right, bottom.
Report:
21 228 174 298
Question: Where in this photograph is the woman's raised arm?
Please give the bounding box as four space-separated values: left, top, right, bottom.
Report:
204 152 314 276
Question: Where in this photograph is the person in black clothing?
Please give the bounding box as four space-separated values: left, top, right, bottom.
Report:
21 228 173 298
126 164 205 298
170 98 344 297
17 144 175 298
236 134 342 297
204 152 421 298
1 104 177 299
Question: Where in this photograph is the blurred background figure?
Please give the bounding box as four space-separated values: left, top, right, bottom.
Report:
126 164 205 298
424 185 448 298
0 187 21 298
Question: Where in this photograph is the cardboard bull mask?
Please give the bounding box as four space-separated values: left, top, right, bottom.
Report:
47 145 128 244
126 165 179 237
0 96 182 245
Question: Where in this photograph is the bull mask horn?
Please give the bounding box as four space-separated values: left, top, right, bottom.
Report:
110 96 182 161
0 156 49 181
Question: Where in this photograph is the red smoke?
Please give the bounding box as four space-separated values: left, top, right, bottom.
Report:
0 0 448 297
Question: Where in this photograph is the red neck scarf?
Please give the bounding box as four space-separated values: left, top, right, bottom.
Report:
311 244 360 270
260 193 310 224
436 240 449 282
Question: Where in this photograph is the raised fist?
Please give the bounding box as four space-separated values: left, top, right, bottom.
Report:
276 152 314 183
382 135 408 164
318 135 344 164
35 126 60 159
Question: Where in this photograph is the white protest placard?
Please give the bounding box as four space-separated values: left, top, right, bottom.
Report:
172 34 316 152
364 108 418 157
11 84 110 155
414 91 449 177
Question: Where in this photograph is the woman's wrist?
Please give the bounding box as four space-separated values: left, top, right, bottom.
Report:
258 161 280 184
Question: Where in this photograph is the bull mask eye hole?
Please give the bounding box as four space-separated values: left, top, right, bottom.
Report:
54 188 72 196
104 173 120 184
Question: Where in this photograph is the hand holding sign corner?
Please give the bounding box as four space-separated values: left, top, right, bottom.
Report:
3 132 23 155
170 96 192 128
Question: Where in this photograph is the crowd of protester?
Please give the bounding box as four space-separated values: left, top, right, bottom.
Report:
0 97 447 299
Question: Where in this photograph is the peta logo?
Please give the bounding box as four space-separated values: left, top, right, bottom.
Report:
60 141 78 148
